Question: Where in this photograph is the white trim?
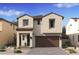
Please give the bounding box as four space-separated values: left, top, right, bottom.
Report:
59 38 62 48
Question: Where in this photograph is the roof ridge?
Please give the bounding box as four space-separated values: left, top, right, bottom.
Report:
17 12 64 19
0 18 16 25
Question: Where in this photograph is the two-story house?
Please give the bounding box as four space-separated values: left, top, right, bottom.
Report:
16 12 64 48
0 18 16 47
66 18 79 46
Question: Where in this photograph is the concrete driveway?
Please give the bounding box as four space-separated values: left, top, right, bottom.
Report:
28 47 68 55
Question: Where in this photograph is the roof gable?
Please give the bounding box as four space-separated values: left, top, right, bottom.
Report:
17 12 64 20
43 12 64 19
17 14 33 19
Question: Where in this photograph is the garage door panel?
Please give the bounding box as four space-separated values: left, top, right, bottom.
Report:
35 36 59 47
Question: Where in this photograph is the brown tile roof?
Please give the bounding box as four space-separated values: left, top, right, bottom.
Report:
33 15 43 19
16 28 33 31
71 18 79 19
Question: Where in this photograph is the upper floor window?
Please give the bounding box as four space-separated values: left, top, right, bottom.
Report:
49 19 55 28
10 23 12 26
23 19 28 26
70 24 72 26
37 20 40 25
75 19 77 22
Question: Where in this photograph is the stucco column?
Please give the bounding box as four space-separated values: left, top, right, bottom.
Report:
32 35 35 48
30 33 32 47
59 38 62 48
21 34 24 47
16 32 20 47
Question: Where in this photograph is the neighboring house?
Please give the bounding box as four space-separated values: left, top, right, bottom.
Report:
16 12 64 48
66 18 79 46
0 18 16 47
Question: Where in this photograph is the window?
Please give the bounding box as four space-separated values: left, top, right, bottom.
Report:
75 19 77 22
70 24 72 26
78 35 79 42
49 19 55 28
37 20 40 25
10 23 12 26
23 19 28 26
23 35 25 40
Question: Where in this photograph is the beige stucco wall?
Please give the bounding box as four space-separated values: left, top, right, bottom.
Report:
41 14 62 34
0 21 2 31
0 20 16 47
17 14 63 48
18 15 33 28
33 20 42 36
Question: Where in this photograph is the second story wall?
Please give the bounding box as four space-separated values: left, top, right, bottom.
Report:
0 21 2 31
18 15 33 28
33 20 42 35
66 18 79 35
0 20 16 46
41 14 63 34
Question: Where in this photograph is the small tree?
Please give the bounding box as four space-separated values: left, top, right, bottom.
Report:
62 26 66 35
12 20 18 26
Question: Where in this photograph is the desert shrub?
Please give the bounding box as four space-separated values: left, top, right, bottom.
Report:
14 49 22 53
0 49 6 52
62 43 68 48
0 46 5 49
67 49 76 54
0 47 6 52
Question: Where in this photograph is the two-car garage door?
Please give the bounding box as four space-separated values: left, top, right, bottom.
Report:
35 36 59 47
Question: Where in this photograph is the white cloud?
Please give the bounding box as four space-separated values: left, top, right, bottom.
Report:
54 3 79 8
39 12 46 15
0 9 25 16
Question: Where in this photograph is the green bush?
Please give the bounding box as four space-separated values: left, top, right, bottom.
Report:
62 43 68 48
0 46 6 52
0 49 6 52
0 47 5 49
62 41 71 48
67 49 76 54
14 49 22 53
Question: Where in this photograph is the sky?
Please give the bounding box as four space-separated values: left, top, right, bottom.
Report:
0 3 79 26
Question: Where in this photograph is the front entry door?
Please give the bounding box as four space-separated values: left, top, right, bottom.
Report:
20 33 30 47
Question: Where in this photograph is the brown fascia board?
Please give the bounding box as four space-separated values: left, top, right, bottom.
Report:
71 18 79 19
16 28 33 31
33 15 43 20
17 14 33 20
0 18 16 25
43 33 62 34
